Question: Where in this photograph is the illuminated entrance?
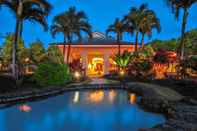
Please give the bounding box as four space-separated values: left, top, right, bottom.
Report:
87 55 104 76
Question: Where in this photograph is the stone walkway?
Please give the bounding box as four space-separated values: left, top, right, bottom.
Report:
90 78 120 85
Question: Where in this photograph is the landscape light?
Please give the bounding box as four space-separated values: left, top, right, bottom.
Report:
119 70 125 77
74 71 81 80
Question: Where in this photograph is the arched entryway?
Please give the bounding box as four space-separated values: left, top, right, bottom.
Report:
87 54 104 77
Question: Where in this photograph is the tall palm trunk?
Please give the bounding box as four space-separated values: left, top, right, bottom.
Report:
179 8 188 60
66 44 71 64
117 33 121 55
66 38 72 64
12 1 23 80
135 31 139 52
141 33 145 49
117 33 121 72
63 37 66 63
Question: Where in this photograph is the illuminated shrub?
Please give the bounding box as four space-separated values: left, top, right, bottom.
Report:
33 62 71 87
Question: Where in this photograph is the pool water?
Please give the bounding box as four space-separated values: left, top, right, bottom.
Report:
0 89 165 131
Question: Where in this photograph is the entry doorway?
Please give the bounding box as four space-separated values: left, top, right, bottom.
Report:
87 55 104 77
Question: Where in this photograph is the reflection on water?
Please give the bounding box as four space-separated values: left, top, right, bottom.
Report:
87 90 104 103
18 105 32 112
108 90 117 103
129 93 137 104
73 91 80 103
0 89 165 131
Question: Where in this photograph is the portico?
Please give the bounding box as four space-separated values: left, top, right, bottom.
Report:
56 32 135 76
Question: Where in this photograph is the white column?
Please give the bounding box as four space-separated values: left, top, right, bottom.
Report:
104 54 110 75
81 52 88 75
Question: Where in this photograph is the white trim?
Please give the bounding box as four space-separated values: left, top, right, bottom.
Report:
57 44 133 48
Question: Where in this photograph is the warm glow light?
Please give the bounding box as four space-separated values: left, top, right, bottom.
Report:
74 71 81 80
92 58 104 62
153 64 168 79
88 63 92 69
25 58 30 63
87 91 104 103
73 91 80 103
108 90 117 103
130 93 137 104
119 70 125 77
88 57 104 76
18 105 32 112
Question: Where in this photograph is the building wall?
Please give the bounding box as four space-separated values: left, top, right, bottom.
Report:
57 44 135 76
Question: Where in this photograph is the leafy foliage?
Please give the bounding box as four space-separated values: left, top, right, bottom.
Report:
33 62 71 87
148 39 177 51
29 40 46 64
114 51 132 69
46 46 64 65
1 34 25 66
69 59 83 72
129 59 153 78
184 29 197 55
153 50 169 64
136 45 155 59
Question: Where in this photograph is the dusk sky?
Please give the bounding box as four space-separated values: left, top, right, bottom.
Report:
0 0 196 48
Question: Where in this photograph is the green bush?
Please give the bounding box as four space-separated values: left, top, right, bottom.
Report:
33 62 71 87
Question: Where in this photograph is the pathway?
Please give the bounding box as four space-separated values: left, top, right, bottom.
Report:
89 77 120 85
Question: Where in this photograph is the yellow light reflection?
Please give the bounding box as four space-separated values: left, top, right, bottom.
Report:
129 93 137 104
108 90 117 103
87 91 104 103
73 91 80 103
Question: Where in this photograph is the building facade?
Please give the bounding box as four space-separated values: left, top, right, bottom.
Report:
56 32 135 76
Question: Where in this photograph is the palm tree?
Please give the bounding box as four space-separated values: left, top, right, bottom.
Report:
106 18 126 55
0 0 52 79
165 0 197 60
124 4 149 52
51 7 92 64
140 10 161 49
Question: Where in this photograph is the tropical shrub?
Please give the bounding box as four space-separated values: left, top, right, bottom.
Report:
1 34 25 67
29 41 46 64
33 62 71 87
149 39 177 51
190 56 197 71
46 46 64 65
136 45 155 60
153 50 169 64
69 59 84 72
114 51 132 70
128 59 153 79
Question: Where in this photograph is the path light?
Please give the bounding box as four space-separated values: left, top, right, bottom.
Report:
74 71 81 80
119 70 125 77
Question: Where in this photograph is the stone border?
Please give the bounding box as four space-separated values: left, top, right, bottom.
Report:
0 83 126 106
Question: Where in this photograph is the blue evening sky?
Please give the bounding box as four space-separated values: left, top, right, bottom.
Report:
0 0 197 48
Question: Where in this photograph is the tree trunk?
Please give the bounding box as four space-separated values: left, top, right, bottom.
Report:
141 33 145 49
117 33 121 72
117 33 121 55
135 31 139 52
12 0 23 80
180 8 188 60
19 22 23 38
66 44 71 64
63 37 66 63
66 37 72 64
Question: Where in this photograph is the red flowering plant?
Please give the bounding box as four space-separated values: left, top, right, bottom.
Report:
153 50 170 64
69 59 85 78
